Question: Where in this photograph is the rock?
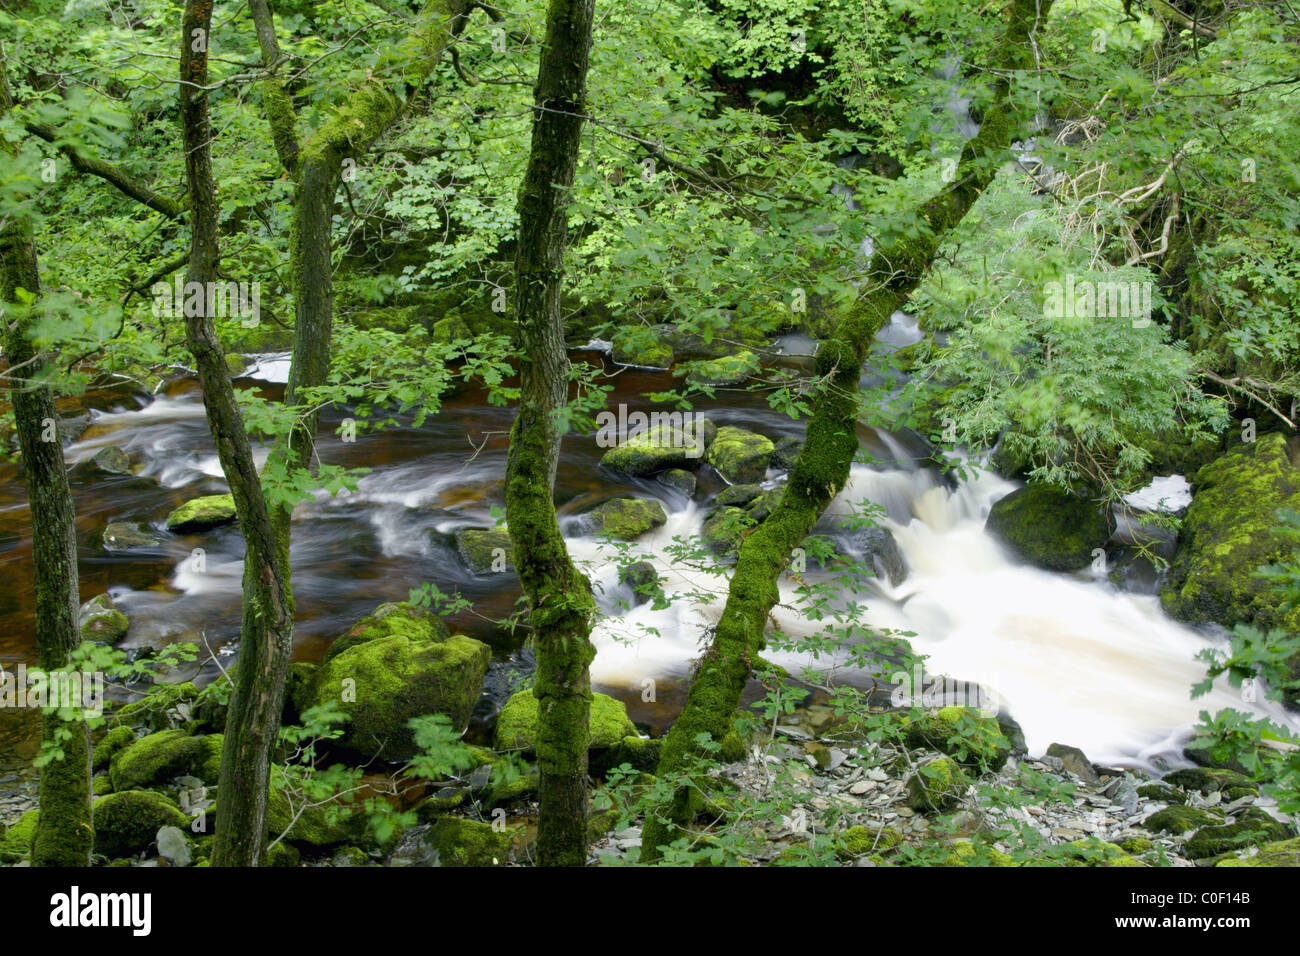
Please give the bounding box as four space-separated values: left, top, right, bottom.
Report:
430 315 473 344
706 425 774 484
592 735 662 775
1144 804 1223 835
1045 743 1101 785
985 483 1112 571
1136 782 1186 804
611 326 672 368
92 791 189 857
109 729 223 791
1162 767 1255 794
304 614 491 761
905 756 968 813
90 445 131 475
1160 434 1300 701
79 593 129 643
715 483 763 508
0 809 38 864
771 436 803 470
904 707 1012 771
1060 838 1144 867
685 350 760 387
454 528 514 574
701 506 750 556
94 725 136 772
618 561 658 604
102 521 165 552
583 497 668 540
165 494 237 533
845 526 908 586
1216 836 1300 867
493 689 635 753
109 682 200 733
1185 808 1292 860
657 468 696 497
322 602 451 664
224 353 248 376
836 825 902 859
264 766 364 849
599 418 716 476
156 825 191 866
422 817 515 866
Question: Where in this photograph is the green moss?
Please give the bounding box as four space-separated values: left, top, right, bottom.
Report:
424 816 515 866
902 706 1012 771
94 725 136 772
322 602 451 663
611 326 672 368
431 315 473 343
586 497 668 540
1144 804 1223 835
165 494 238 533
1062 839 1145 867
1215 836 1300 867
1119 836 1154 854
267 841 302 867
706 425 775 484
685 350 760 387
985 483 1112 571
936 839 1017 867
79 593 129 642
224 352 247 376
1184 809 1291 860
263 766 365 849
836 825 902 859
92 775 113 795
905 755 969 812
487 773 539 807
0 809 39 864
599 419 716 477
1136 782 1186 804
110 682 199 732
657 469 696 497
92 790 189 857
493 689 635 753
454 528 515 574
109 730 223 791
1163 767 1256 793
592 735 661 774
102 521 166 552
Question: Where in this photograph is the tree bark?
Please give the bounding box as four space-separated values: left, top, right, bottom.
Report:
0 57 93 868
505 0 597 867
179 0 295 867
640 0 1054 861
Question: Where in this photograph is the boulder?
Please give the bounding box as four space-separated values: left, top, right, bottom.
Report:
706 425 774 484
493 689 635 753
657 468 696 497
583 497 668 540
79 593 129 643
770 436 804 470
0 809 38 864
102 521 166 552
454 528 514 574
904 707 1012 771
685 350 759 387
109 729 223 791
985 483 1112 571
166 494 237 533
1216 836 1300 867
600 419 716 476
92 790 189 858
322 601 451 664
1144 805 1223 835
1185 808 1292 860
431 315 473 344
905 755 968 812
618 561 659 604
90 445 131 475
1045 743 1101 785
423 817 515 866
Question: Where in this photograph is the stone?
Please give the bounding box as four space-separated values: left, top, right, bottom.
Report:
1045 743 1101 785
611 326 672 368
91 445 132 475
618 561 659 604
1144 804 1223 835
92 791 189 858
905 756 969 813
985 483 1112 571
599 418 716 476
156 825 191 867
706 425 774 484
423 817 515 866
583 497 668 540
685 350 760 387
493 689 635 753
454 528 514 574
904 707 1012 772
165 494 237 533
109 729 223 791
657 468 696 497
770 436 804 470
79 593 129 643
1185 809 1292 860
102 521 165 552
431 315 473 344
322 601 451 664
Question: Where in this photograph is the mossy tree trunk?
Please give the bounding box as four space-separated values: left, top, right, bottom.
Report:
0 58 93 867
504 0 597 867
179 0 296 868
640 0 1054 861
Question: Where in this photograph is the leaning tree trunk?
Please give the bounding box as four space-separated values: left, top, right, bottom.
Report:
0 58 93 867
504 0 597 867
180 0 296 867
641 0 1054 861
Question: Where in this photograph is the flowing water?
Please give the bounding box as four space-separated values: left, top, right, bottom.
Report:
1 335 1297 780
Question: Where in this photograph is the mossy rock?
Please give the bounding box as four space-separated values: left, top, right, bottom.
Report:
701 506 751 556
110 682 200 733
486 773 540 808
267 841 302 867
454 528 514 574
304 628 491 761
985 483 1112 571
1161 434 1300 640
430 315 473 344
224 353 248 376
836 825 902 860
1215 836 1300 867
79 593 129 643
92 790 189 858
1136 783 1186 804
1162 767 1255 794
323 602 452 664
0 809 38 864
706 425 774 484
1144 804 1223 835
1119 836 1154 854
592 735 661 775
657 469 696 497
935 839 1017 867
584 497 668 540
90 445 131 475
1184 809 1291 860
493 689 636 753
264 766 366 849
1061 838 1145 867
770 436 804 470
109 729 223 791
715 483 763 508
617 561 658 604
102 521 166 552
424 817 515 866
611 326 672 368
902 706 1012 771
94 725 137 772
684 350 760 387
599 419 716 477
165 494 237 533
905 755 969 813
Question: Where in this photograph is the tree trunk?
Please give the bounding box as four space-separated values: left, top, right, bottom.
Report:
0 59 93 868
640 0 1054 861
179 0 296 867
505 0 597 867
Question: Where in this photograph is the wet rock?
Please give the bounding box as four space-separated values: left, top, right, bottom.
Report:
92 791 189 857
905 756 968 813
79 593 129 643
1045 743 1101 785
701 506 749 556
904 707 1012 771
1163 767 1256 794
322 602 451 664
706 425 774 484
421 817 516 866
583 497 668 540
165 493 237 533
102 521 166 552
1136 782 1186 804
454 528 514 574
1215 836 1300 867
657 468 696 497
109 729 222 791
844 526 907 586
618 561 658 604
494 689 635 753
715 483 763 508
770 436 803 470
1144 804 1223 835
90 445 132 475
1185 808 1292 860
985 484 1112 571
684 350 760 387
600 418 715 476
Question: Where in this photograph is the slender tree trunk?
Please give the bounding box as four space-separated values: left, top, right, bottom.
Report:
641 0 1053 861
505 0 597 867
180 0 296 867
0 57 93 867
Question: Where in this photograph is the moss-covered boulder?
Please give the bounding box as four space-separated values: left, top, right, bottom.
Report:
1215 836 1300 867
1061 838 1145 867
304 625 490 761
701 506 750 556
1160 434 1300 693
657 469 696 497
109 729 223 791
715 483 763 508
109 681 199 733
454 528 514 574
1144 804 1223 835
424 817 515 866
836 825 903 860
583 497 668 540
903 706 1012 771
92 790 189 857
90 445 132 475
591 735 661 775
79 593 129 642
685 350 760 387
493 689 636 753
1184 809 1292 860
612 326 672 368
905 756 968 812
264 766 365 849
935 839 1017 867
323 602 451 664
706 425 774 484
225 352 248 376
770 436 804 470
985 483 1112 571
166 494 237 533
1162 767 1256 794
0 809 38 863
431 315 473 343
599 419 716 476
94 725 136 772
618 561 659 605
102 521 166 552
